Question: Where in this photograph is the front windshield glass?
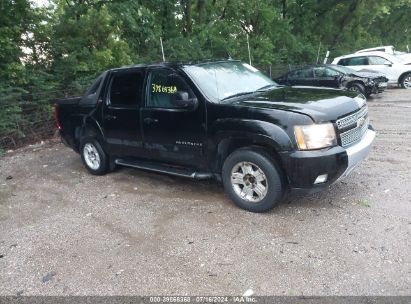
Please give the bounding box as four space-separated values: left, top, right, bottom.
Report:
184 61 277 102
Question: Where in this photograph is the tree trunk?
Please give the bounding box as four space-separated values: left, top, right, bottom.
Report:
330 0 361 50
183 0 192 37
282 0 287 19
197 0 205 24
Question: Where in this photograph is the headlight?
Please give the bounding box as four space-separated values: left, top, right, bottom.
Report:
294 123 337 150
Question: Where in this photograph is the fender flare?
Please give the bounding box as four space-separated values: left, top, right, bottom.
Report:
208 119 294 172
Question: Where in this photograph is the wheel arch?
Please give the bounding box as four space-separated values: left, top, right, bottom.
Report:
74 117 106 151
347 80 365 88
398 71 411 85
208 119 294 175
212 134 289 181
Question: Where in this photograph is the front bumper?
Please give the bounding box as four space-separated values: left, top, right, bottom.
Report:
368 82 388 94
336 128 376 182
279 127 376 194
376 82 388 93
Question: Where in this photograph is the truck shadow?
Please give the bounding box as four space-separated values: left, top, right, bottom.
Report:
110 165 349 212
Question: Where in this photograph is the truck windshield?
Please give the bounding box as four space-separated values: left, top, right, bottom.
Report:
184 61 277 102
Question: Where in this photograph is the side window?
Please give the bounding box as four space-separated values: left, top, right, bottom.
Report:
314 67 328 78
368 56 391 65
109 70 144 107
147 69 195 108
288 68 313 79
80 76 103 105
325 68 340 77
346 56 368 66
338 59 348 65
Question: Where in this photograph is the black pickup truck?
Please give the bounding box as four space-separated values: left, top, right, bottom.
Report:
55 60 375 212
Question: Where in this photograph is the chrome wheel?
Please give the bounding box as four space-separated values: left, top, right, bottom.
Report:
348 86 360 93
231 161 268 203
83 143 101 170
403 76 411 89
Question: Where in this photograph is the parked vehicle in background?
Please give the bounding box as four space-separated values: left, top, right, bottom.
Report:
54 60 375 213
332 52 411 89
274 64 388 97
356 45 411 61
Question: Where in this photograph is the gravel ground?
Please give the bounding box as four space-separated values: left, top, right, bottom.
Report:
0 88 410 296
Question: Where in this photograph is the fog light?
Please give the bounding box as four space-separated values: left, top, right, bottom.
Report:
314 174 328 184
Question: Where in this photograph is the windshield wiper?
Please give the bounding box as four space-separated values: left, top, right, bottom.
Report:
221 91 255 101
256 84 277 91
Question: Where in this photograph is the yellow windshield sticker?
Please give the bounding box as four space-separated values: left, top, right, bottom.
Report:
152 84 177 94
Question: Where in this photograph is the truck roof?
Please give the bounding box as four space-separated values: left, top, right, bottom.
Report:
109 59 240 72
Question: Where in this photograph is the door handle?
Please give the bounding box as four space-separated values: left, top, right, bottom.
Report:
104 114 117 121
144 117 159 124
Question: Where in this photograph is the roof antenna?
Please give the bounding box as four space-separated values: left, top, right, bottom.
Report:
160 37 165 62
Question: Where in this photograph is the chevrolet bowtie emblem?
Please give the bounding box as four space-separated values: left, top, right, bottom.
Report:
357 117 366 128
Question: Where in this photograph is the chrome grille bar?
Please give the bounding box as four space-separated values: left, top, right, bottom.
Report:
336 106 368 130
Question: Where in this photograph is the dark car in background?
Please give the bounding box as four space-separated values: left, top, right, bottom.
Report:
275 64 388 97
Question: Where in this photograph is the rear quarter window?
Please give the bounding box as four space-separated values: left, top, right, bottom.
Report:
79 75 104 105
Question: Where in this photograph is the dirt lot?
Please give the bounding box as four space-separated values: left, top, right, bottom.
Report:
0 89 410 296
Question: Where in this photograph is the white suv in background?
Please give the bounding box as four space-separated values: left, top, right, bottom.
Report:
332 52 411 89
355 45 411 61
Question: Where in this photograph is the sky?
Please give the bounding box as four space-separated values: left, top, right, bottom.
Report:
32 0 50 7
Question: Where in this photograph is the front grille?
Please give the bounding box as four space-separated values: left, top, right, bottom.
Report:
336 105 368 130
336 106 369 147
339 117 369 147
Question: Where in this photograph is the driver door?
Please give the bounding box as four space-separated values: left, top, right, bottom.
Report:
140 68 207 166
313 67 340 88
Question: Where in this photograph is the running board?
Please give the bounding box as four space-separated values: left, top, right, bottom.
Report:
114 159 213 180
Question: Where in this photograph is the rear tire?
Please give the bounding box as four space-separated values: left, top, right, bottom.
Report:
80 137 108 175
222 148 285 212
400 73 411 89
348 82 366 96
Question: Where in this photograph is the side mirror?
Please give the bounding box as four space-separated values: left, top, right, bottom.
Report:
384 62 393 67
173 91 198 109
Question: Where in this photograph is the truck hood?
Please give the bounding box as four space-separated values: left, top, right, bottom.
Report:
230 86 364 122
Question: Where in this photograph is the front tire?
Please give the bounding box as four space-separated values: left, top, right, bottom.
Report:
80 137 108 175
222 148 285 212
348 82 366 95
400 73 411 89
